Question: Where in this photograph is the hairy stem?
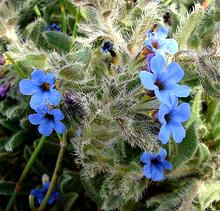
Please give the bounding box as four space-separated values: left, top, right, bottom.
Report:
179 180 203 211
5 136 47 211
4 53 26 78
37 133 66 211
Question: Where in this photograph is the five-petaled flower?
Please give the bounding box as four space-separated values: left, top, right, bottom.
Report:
140 148 172 181
19 69 61 109
30 181 61 205
144 26 178 56
28 105 66 136
139 54 190 106
45 23 61 32
158 97 191 144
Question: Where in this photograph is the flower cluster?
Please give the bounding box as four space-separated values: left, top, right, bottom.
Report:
19 69 66 136
139 26 191 181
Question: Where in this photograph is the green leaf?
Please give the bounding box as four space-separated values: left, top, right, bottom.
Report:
0 180 32 195
26 18 47 46
80 170 103 208
185 88 202 128
57 192 79 211
67 46 92 67
0 118 20 132
59 63 84 81
4 131 27 152
43 31 72 52
199 181 220 210
59 170 82 194
102 194 124 210
196 143 211 166
172 123 198 168
174 4 204 49
22 54 47 70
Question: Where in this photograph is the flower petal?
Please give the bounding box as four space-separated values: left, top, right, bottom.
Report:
31 189 43 198
28 114 42 125
159 148 167 160
146 53 155 71
174 103 191 122
158 124 171 144
144 40 154 51
151 164 164 181
140 152 152 164
46 89 61 106
163 39 178 54
19 79 40 95
30 92 46 109
158 104 170 123
143 164 152 179
155 89 172 106
38 119 54 136
171 84 191 97
53 121 66 134
150 54 166 75
156 26 169 39
50 109 64 121
34 104 49 115
31 69 46 85
161 160 173 170
44 72 56 85
48 193 56 204
139 71 156 90
169 121 186 143
163 62 184 83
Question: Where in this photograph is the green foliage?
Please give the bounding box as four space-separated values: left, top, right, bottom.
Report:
43 31 72 52
172 123 198 168
4 131 27 152
198 181 220 210
0 181 32 195
174 4 204 49
0 0 220 210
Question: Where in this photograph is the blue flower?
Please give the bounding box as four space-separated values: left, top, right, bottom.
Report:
144 26 178 56
101 41 113 53
45 23 61 32
19 69 61 109
30 181 61 205
139 54 190 106
28 105 66 136
158 97 191 144
140 148 172 181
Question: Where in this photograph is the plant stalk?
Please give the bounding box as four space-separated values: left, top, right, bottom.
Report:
60 4 67 33
5 136 47 211
37 133 66 211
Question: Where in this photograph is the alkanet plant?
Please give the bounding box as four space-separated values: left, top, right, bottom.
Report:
0 0 220 211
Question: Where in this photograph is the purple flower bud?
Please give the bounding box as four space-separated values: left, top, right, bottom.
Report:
63 91 86 123
0 54 6 66
0 83 10 99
